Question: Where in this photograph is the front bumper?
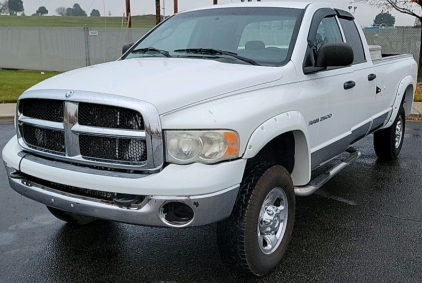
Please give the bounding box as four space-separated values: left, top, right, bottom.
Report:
2 136 245 227
5 170 239 227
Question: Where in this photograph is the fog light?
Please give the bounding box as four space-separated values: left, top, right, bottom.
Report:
160 202 194 227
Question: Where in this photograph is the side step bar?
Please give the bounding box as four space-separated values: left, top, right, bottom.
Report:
294 148 361 197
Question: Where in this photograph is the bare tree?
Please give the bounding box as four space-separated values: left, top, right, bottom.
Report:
56 6 65 16
0 1 9 15
357 0 422 79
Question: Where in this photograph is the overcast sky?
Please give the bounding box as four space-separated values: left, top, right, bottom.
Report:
22 0 420 27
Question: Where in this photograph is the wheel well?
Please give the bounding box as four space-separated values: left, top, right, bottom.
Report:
246 132 295 173
402 85 414 116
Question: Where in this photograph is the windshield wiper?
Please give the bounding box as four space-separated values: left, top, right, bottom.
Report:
131 47 171 58
174 48 259 66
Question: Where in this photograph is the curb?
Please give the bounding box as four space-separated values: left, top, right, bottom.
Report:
0 103 16 124
409 114 422 118
407 114 422 121
0 117 14 124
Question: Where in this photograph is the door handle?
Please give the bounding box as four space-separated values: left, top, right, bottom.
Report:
368 73 377 81
344 81 356 90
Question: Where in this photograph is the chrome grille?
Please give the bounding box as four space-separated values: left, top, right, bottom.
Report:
78 103 144 130
16 92 163 172
79 135 147 164
20 124 65 155
19 99 63 122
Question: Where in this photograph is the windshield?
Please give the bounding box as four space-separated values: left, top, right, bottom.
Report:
124 7 303 66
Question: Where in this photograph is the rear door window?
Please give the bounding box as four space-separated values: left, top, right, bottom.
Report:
339 18 366 64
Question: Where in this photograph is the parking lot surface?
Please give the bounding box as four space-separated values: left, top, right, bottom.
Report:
1 122 422 282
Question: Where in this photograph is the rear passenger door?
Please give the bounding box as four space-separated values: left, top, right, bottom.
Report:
337 10 377 140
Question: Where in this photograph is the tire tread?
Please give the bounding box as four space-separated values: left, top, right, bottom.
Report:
217 162 293 276
374 105 405 160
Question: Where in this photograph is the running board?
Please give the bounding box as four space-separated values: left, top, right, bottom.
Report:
294 148 361 196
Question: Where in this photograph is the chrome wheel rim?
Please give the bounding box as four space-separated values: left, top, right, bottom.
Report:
258 187 288 255
395 116 403 148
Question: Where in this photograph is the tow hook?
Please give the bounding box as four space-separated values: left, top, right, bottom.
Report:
113 194 144 207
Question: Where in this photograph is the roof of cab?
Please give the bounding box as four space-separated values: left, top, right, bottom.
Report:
180 1 314 14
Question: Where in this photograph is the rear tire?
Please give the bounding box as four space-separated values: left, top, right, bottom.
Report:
47 206 98 225
217 163 295 276
374 105 405 160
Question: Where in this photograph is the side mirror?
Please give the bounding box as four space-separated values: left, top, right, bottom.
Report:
316 42 354 67
122 43 134 55
303 42 354 74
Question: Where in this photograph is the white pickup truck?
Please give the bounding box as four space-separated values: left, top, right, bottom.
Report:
2 1 417 276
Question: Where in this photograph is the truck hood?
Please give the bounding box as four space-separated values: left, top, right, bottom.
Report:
28 58 283 114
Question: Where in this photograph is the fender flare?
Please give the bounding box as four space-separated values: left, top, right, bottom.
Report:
384 75 415 128
243 111 311 186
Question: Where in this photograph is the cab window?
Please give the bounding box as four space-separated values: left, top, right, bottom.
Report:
313 16 343 52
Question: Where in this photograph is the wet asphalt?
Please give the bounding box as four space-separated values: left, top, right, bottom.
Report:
1 122 422 283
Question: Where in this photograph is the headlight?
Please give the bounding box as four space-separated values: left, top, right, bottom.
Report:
165 130 239 164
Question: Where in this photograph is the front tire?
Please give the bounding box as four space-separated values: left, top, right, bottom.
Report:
374 105 405 160
217 163 295 276
47 206 98 225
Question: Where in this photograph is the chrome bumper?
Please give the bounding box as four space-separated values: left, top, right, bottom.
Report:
5 166 239 228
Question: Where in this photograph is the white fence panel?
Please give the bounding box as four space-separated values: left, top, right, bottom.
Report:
0 27 150 72
0 27 419 72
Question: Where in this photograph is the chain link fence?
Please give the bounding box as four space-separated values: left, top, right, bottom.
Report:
0 27 150 72
363 27 420 63
0 26 420 72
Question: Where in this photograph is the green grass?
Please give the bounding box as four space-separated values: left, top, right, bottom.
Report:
0 15 156 28
0 15 156 103
0 69 59 103
415 83 422 102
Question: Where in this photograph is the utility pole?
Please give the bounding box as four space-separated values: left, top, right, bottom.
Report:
156 0 161 25
125 0 131 28
174 0 178 14
162 0 165 19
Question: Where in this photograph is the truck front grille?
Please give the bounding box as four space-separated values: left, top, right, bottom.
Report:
79 135 147 163
16 93 163 172
19 99 63 122
78 103 144 130
20 124 65 155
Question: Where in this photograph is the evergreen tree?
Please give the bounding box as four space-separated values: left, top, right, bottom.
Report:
8 0 23 15
90 9 100 17
36 6 48 16
373 12 396 26
72 3 87 16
